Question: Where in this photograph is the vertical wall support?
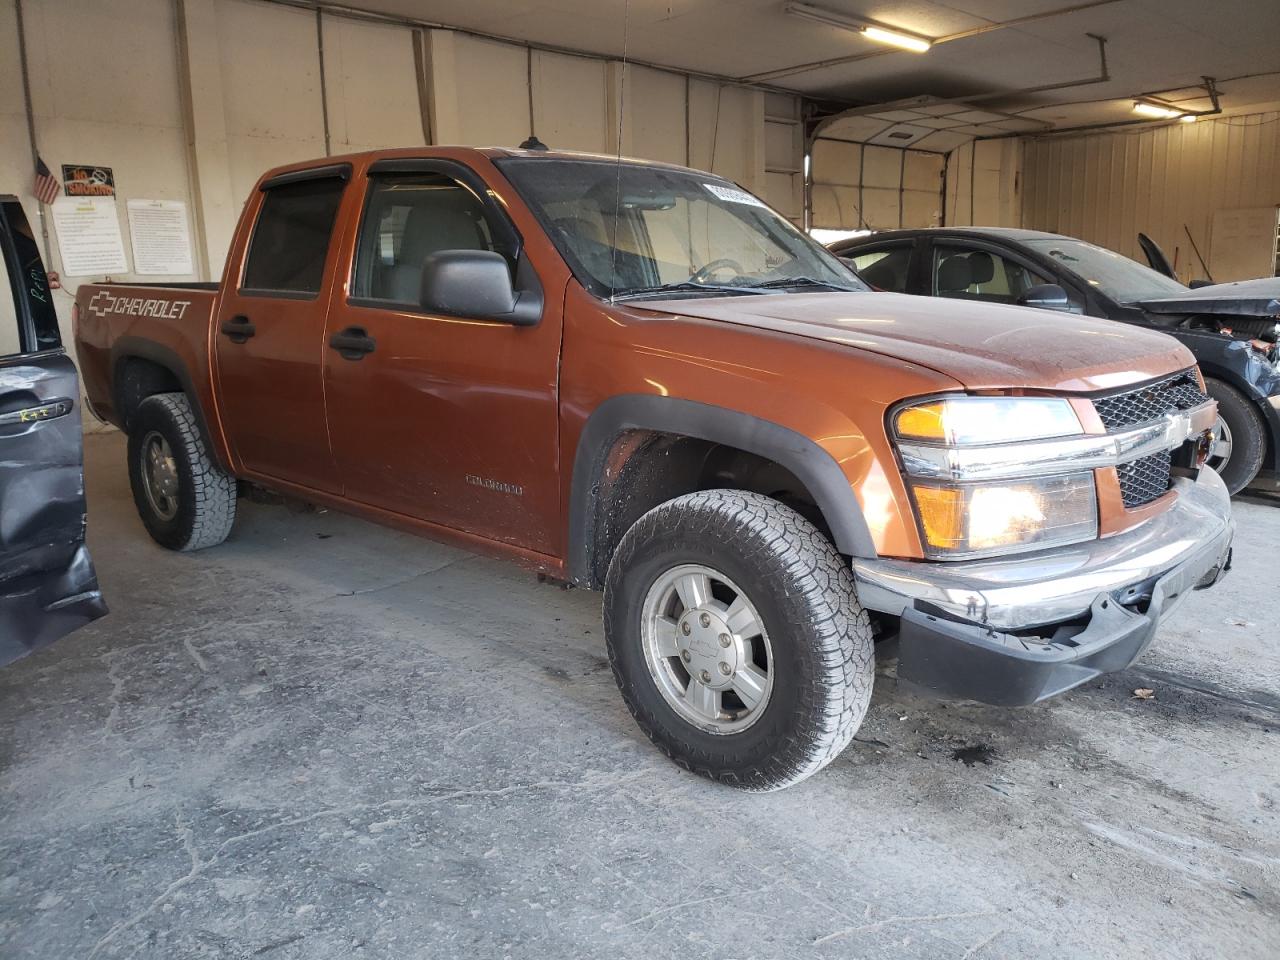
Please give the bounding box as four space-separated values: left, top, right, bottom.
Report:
315 8 332 156
14 0 53 266
412 28 434 144
174 0 239 280
424 30 462 144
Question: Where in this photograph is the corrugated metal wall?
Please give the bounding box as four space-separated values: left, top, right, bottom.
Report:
1021 111 1280 282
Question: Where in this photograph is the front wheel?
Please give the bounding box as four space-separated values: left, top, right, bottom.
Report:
604 490 874 791
1204 378 1265 495
127 393 237 551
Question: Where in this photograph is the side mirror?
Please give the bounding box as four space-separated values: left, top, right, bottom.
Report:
1188 279 1215 289
420 250 537 325
1016 283 1073 312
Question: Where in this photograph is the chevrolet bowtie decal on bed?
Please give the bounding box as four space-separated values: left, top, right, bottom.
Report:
86 290 191 320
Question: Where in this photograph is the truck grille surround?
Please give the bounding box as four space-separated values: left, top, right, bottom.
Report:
1093 370 1209 508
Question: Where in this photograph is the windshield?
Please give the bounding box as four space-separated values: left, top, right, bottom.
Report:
1024 237 1189 303
496 157 865 300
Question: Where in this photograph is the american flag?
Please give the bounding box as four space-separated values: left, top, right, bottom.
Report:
34 157 60 205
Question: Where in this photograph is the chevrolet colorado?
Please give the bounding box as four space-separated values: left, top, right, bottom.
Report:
74 147 1234 790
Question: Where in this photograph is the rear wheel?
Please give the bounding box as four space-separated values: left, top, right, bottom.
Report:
604 489 874 791
1204 378 1265 495
128 393 237 551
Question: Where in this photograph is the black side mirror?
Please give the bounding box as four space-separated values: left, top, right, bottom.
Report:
1188 279 1215 289
420 250 539 326
1016 283 1073 312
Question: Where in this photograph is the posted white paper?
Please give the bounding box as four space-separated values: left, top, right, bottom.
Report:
127 199 194 276
50 196 128 277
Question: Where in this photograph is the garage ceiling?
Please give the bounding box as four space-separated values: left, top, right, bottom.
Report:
300 0 1280 131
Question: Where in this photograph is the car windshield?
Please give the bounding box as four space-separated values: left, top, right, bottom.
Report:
1023 237 1189 303
496 157 865 300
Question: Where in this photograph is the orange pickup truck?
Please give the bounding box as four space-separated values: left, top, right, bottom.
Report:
75 146 1233 790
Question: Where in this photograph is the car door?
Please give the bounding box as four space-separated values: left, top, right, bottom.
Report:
0 196 106 664
926 238 1083 310
213 164 352 494
321 159 563 554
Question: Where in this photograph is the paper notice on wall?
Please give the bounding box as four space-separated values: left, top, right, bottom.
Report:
127 199 194 276
50 196 128 277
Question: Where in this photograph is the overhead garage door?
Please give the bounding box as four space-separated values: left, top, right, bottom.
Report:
810 137 943 231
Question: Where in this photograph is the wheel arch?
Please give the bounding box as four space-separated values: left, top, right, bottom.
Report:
567 395 878 588
110 338 227 470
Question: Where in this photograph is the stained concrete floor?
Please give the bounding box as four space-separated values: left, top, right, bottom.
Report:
2 431 1278 960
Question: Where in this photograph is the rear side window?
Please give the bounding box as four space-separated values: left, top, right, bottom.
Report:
242 177 346 296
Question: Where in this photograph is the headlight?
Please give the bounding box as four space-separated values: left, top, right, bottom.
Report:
895 395 1082 445
893 396 1097 559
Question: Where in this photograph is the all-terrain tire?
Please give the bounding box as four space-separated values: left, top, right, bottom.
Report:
1204 377 1265 495
604 489 874 791
127 392 237 551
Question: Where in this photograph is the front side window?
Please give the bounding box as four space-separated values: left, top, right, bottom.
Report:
847 245 912 293
1 201 59 357
352 173 499 304
241 177 346 296
932 244 1047 304
496 158 864 300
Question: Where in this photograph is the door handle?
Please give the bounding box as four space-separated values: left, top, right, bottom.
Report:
329 326 376 360
0 398 73 426
221 315 255 343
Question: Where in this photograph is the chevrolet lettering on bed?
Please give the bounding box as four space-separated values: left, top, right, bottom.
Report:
72 146 1234 791
85 290 192 320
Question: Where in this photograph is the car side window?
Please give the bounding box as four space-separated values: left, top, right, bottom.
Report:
241 177 346 297
0 201 60 357
352 173 499 305
932 244 1048 304
848 245 912 292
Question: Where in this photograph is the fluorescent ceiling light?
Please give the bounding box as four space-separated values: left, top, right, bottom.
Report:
1132 100 1182 119
785 2 933 53
1179 114 1199 123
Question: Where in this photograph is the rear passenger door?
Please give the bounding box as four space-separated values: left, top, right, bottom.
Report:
0 197 106 664
213 165 351 493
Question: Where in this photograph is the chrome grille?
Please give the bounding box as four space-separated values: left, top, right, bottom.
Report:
1093 370 1208 431
1116 450 1173 508
1093 370 1207 509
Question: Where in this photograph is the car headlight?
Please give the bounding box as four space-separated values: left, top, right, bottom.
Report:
893 396 1098 559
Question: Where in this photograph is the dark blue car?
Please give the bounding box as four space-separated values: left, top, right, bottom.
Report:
830 227 1280 495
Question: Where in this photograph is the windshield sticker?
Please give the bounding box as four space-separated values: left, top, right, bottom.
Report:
702 182 769 208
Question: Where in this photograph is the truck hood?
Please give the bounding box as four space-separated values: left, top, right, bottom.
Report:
633 291 1193 392
1136 276 1280 317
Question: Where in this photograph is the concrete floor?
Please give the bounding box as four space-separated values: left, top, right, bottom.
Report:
2 432 1277 960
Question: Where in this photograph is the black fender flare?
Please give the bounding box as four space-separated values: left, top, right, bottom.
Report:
109 337 227 471
567 394 879 585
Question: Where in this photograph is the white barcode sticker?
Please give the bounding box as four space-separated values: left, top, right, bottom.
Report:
702 182 768 208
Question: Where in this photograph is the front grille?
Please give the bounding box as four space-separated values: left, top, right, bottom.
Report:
1093 369 1208 430
1092 369 1207 509
1116 450 1173 508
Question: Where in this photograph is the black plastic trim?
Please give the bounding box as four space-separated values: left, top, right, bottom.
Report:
260 163 352 191
567 394 879 585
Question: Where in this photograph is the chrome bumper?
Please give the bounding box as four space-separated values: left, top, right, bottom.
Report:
853 466 1234 631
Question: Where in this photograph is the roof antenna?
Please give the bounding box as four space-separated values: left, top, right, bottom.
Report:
518 135 549 151
608 0 631 302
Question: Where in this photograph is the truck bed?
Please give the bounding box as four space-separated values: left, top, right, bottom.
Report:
74 282 220 432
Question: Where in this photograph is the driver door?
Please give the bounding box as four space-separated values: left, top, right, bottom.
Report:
0 197 107 665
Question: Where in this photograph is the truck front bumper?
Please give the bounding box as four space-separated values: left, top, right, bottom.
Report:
852 468 1234 706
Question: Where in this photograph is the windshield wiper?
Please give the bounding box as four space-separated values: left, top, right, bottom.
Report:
748 276 862 292
610 281 769 301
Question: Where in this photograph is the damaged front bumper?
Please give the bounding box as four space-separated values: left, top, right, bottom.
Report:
852 467 1234 706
